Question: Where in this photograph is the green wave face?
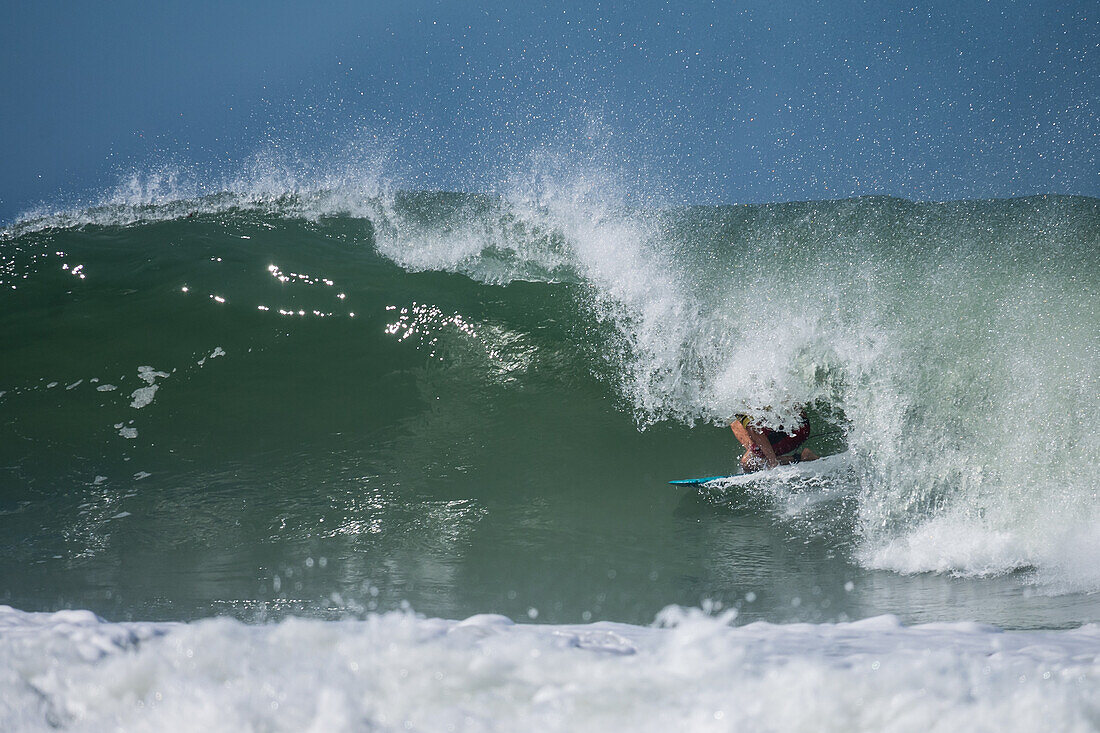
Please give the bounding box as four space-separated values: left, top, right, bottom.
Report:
1 192 1098 625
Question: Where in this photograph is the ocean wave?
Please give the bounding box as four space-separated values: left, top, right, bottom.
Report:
2 180 1098 594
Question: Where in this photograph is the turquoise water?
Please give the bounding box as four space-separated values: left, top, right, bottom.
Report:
1 190 1098 631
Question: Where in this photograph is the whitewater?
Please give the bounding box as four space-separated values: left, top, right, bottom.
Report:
3 605 1100 732
2 169 1098 729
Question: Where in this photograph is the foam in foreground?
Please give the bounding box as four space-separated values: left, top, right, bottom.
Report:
3 605 1099 732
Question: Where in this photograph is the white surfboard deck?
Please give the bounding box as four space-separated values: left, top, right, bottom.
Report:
670 451 852 488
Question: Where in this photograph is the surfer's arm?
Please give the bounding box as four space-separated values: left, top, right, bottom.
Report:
747 426 780 467
730 421 780 468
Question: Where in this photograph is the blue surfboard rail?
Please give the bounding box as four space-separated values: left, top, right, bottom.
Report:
668 475 734 486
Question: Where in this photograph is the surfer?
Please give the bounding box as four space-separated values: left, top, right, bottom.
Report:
731 410 819 473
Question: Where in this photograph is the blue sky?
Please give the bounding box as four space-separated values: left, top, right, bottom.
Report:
1 0 1096 222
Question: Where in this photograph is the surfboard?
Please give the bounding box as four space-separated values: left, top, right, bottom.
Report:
669 452 851 488
668 475 731 486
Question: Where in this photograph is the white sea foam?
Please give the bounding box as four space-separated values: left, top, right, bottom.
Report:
128 385 158 409
1 605 1097 732
129 366 169 409
196 347 225 366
